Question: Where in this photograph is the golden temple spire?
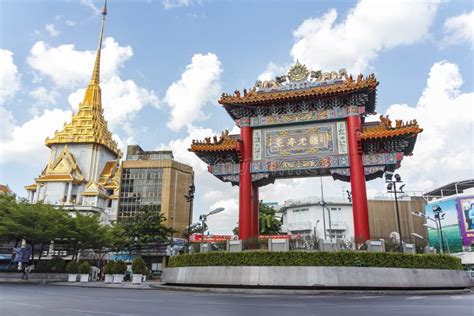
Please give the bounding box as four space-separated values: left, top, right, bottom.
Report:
45 0 121 157
90 0 107 85
82 0 107 108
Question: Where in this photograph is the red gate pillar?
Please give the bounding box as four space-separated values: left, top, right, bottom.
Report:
250 182 259 239
346 114 370 242
239 125 253 240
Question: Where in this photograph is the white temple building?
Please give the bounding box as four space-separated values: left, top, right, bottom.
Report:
25 3 121 224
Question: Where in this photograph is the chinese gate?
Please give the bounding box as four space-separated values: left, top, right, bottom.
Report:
190 62 422 242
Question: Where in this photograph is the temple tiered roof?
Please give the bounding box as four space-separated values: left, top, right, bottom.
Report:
44 2 121 157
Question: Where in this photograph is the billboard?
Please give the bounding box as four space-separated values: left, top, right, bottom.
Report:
425 198 463 253
457 196 474 247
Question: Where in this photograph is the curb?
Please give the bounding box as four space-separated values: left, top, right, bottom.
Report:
149 284 473 296
47 282 158 290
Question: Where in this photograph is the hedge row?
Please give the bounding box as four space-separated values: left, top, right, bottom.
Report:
168 251 462 270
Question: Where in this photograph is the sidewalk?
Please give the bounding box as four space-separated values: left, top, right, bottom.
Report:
49 281 161 290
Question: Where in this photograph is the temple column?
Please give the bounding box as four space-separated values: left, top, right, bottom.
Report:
346 114 370 242
35 185 41 203
66 182 73 204
250 182 259 239
239 123 252 240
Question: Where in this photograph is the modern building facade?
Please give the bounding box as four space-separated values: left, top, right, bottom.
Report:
24 4 121 225
279 197 354 241
118 145 194 236
279 195 427 243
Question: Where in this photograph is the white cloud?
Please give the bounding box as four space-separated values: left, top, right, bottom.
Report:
28 37 133 88
0 107 15 142
45 24 60 37
163 0 197 9
0 108 72 164
65 20 77 27
441 11 474 49
165 53 222 131
80 0 101 15
383 61 474 191
29 87 58 106
291 0 439 74
68 75 159 129
257 62 288 82
27 37 158 132
0 49 21 105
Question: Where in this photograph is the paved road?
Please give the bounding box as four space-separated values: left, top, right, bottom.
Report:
0 284 473 316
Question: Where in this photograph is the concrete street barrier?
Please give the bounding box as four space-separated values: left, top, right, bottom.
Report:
0 272 68 284
162 266 471 289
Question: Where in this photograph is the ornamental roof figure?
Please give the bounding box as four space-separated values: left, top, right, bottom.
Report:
45 0 121 157
218 62 379 119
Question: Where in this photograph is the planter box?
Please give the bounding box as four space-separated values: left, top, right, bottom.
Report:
113 274 123 284
80 274 89 283
132 274 143 284
104 274 114 284
68 274 77 282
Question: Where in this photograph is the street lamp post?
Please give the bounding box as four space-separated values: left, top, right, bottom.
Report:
319 201 333 243
412 211 443 253
386 172 404 252
432 205 449 253
184 183 195 248
197 207 225 249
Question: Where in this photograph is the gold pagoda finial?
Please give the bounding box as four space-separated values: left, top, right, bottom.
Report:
81 0 107 108
90 0 107 85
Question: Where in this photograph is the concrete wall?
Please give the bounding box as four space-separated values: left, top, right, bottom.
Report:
0 273 68 284
163 266 471 289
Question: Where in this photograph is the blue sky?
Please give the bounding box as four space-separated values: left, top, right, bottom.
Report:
1 0 473 233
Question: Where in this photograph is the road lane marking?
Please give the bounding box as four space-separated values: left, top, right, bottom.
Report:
406 296 427 300
61 308 137 315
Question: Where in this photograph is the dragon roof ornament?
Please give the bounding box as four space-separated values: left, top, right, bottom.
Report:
253 61 349 93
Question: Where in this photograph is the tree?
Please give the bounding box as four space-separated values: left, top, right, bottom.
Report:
259 203 282 235
232 202 282 236
65 212 110 260
0 195 70 263
110 205 175 256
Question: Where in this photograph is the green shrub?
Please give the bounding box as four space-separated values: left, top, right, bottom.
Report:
65 261 79 274
104 261 116 275
132 257 147 275
35 261 50 272
47 257 66 272
168 251 462 270
115 261 127 274
79 261 91 274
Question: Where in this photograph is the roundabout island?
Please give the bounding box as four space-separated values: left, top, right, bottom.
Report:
163 251 471 290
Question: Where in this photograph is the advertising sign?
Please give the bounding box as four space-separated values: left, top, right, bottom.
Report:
425 198 463 253
190 234 233 243
457 196 474 247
